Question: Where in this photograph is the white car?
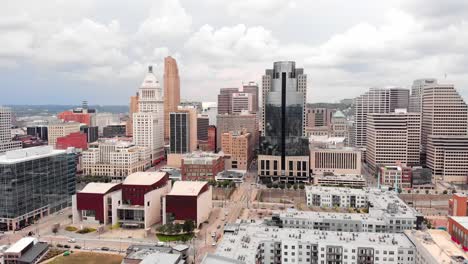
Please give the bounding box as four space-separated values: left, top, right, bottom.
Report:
68 239 76 243
211 242 217 247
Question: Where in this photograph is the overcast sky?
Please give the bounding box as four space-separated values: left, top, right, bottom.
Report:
1 0 468 105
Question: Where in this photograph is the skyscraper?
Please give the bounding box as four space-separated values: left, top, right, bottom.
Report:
163 56 181 142
133 66 165 163
352 88 409 148
169 106 198 154
126 94 139 137
217 88 239 115
258 61 309 183
242 82 259 113
409 78 438 113
0 106 21 153
231 93 253 114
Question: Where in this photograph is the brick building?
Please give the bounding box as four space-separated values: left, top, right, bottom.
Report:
181 152 224 181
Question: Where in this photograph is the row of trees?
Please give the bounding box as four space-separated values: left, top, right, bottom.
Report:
77 175 112 184
265 182 305 190
156 220 195 235
207 179 236 188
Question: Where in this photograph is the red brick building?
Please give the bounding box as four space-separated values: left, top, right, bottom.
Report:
208 126 217 151
449 193 468 216
58 111 92 126
56 132 88 150
181 152 224 181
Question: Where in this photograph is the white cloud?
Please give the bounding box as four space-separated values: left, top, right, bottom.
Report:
0 15 35 60
226 0 296 18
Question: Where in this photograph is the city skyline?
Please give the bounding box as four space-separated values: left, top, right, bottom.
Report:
2 0 468 105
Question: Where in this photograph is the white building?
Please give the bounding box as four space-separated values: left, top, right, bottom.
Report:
133 66 165 163
313 174 366 188
409 78 437 113
306 186 368 208
231 92 253 114
47 121 81 148
93 112 120 135
0 106 21 153
426 135 468 183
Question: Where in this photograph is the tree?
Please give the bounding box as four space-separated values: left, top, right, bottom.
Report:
293 184 298 190
52 226 59 235
443 190 448 195
287 183 292 189
156 225 167 233
273 183 279 189
398 188 402 194
208 179 217 186
166 223 175 234
279 183 285 189
452 189 457 194
425 190 430 195
407 190 411 194
299 184 305 190
266 183 273 189
183 220 195 233
416 190 420 194
174 223 183 234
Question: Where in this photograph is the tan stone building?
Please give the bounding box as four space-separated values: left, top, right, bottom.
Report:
310 147 361 175
221 130 252 170
163 56 181 142
426 135 468 183
48 122 81 148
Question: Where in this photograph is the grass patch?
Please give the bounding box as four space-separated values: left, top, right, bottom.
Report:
47 252 123 264
76 227 96 234
157 233 193 242
65 226 78 232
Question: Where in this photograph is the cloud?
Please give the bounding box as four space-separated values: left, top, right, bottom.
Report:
226 0 296 18
0 15 35 60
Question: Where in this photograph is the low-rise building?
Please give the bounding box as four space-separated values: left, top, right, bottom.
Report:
56 131 88 150
47 122 81 148
426 135 468 183
313 174 366 188
305 186 368 208
449 193 468 217
448 216 468 251
181 152 224 181
221 130 252 170
103 124 126 138
380 165 412 189
3 237 49 264
215 170 246 183
163 181 212 227
310 147 361 175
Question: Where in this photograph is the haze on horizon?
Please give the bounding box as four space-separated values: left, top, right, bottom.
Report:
1 0 468 105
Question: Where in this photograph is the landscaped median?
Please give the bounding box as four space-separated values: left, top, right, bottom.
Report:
64 226 96 234
155 220 195 242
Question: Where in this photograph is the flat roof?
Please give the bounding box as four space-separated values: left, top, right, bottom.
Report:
79 182 121 194
169 181 207 196
123 171 167 186
17 242 48 263
202 253 243 264
5 237 36 253
0 146 66 164
140 252 180 264
450 216 468 230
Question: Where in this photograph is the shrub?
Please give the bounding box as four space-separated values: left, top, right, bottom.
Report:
77 227 96 234
65 226 78 232
443 190 448 195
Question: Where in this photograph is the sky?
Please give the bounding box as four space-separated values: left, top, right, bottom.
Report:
1 0 468 105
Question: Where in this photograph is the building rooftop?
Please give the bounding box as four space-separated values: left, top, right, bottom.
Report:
123 171 167 186
449 217 468 230
17 242 48 263
202 253 243 264
139 252 180 264
332 110 345 118
183 151 222 164
306 185 366 196
169 181 208 196
79 182 121 194
0 146 67 164
5 237 36 253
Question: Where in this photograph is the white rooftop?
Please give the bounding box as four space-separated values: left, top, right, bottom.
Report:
123 171 167 186
169 181 207 196
450 216 468 230
80 182 121 194
0 146 66 164
5 237 37 253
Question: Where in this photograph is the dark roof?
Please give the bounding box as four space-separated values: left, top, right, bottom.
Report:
17 242 49 264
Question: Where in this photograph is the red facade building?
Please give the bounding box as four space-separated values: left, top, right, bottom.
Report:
56 132 88 150
75 183 122 224
207 125 217 152
58 111 92 126
181 152 224 181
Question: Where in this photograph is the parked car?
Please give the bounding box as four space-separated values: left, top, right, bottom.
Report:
74 245 82 249
64 245 70 249
101 247 110 251
68 239 76 243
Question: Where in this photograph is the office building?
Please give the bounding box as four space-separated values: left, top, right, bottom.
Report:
0 106 21 153
221 130 253 170
81 139 151 180
163 181 212 227
330 110 348 139
181 152 225 181
352 88 409 148
133 66 165 163
3 237 49 264
411 166 432 187
169 107 197 154
26 125 48 141
80 125 98 143
0 146 76 231
47 122 81 148
216 112 258 151
164 56 181 142
126 94 139 137
242 82 259 113
310 147 361 175
213 221 416 264
202 125 217 152
259 61 309 183
380 165 412 189
103 124 126 138
56 132 88 150
449 193 468 217
409 78 438 113
231 92 253 114
197 114 209 144
306 107 335 127
366 110 421 172
421 84 468 151
426 135 468 183
72 172 171 229
218 88 239 115
94 112 120 135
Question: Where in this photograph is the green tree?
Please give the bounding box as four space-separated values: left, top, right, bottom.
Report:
52 226 59 235
273 183 279 189
279 183 285 189
266 183 273 189
407 190 411 194
174 223 183 234
452 189 457 194
293 184 298 190
183 220 195 233
299 184 305 190
425 190 430 195
287 183 292 189
166 223 175 234
443 190 448 195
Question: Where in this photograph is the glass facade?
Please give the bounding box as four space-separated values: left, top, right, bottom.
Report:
260 62 309 164
0 152 76 230
170 112 189 153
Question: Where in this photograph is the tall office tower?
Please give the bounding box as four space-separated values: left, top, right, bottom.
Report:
217 88 239 115
0 106 21 153
352 87 410 148
197 114 209 142
426 135 468 183
169 107 197 154
305 107 336 127
366 110 421 172
126 94 139 137
421 84 468 150
133 66 165 163
231 93 253 114
242 82 259 113
48 122 81 148
409 78 437 113
163 56 181 142
258 61 309 183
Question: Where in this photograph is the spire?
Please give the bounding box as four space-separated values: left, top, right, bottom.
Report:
148 65 153 73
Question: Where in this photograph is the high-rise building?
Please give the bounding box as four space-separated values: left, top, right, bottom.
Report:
197 114 209 142
409 78 438 113
133 66 165 163
221 130 253 170
216 112 258 151
259 61 309 183
80 126 99 143
163 56 181 142
305 107 335 127
126 94 139 137
330 110 348 138
0 106 21 153
48 122 81 148
94 113 120 135
242 82 259 113
352 88 409 148
421 84 468 151
217 88 239 115
169 106 197 154
426 135 468 183
231 93 253 114
103 124 126 138
0 146 76 231
366 110 421 172
26 125 48 141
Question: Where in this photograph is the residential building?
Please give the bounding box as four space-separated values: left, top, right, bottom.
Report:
242 82 259 113
133 66 165 163
306 186 368 208
409 78 438 113
366 110 421 172
181 152 224 181
231 93 253 114
380 165 412 189
216 112 258 151
352 87 409 148
3 237 49 264
169 106 197 154
259 61 309 183
310 147 361 175
56 132 88 150
426 135 468 183
221 130 252 170
81 139 151 180
72 172 171 229
217 88 239 115
103 124 126 138
126 94 139 137
26 126 48 141
163 181 212 227
0 106 21 153
449 193 468 217
47 122 81 148
306 107 335 127
313 174 366 188
0 146 76 231
163 56 181 142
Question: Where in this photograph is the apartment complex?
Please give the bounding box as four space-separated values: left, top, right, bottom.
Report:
0 146 76 231
426 135 468 183
306 186 368 208
221 130 252 170
366 110 421 172
0 106 21 153
313 174 366 188
163 56 181 142
81 139 151 180
47 122 81 148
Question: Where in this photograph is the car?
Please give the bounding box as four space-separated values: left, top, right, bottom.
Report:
217 225 221 229
68 239 76 243
64 245 70 249
211 242 216 247
101 247 110 251
211 232 216 238
74 245 82 249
